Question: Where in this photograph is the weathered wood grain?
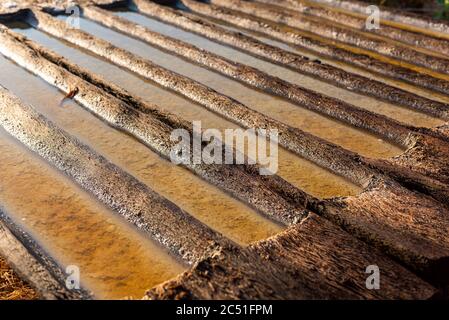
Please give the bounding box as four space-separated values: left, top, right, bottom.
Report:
209 0 449 74
145 213 437 300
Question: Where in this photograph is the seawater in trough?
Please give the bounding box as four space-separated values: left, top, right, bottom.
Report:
0 127 184 299
1 0 449 301
70 16 403 160
0 52 283 246
210 14 449 106
116 11 445 129
11 24 362 198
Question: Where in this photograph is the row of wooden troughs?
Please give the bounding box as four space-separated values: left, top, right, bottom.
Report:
0 0 448 299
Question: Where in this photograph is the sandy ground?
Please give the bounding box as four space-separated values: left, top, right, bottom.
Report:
0 257 37 300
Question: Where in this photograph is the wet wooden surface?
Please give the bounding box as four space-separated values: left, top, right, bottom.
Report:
0 0 449 299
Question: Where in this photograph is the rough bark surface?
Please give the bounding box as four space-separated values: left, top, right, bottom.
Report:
210 0 449 74
0 85 232 265
182 0 449 94
0 0 448 300
145 214 437 300
0 24 309 226
255 0 449 57
309 0 449 34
